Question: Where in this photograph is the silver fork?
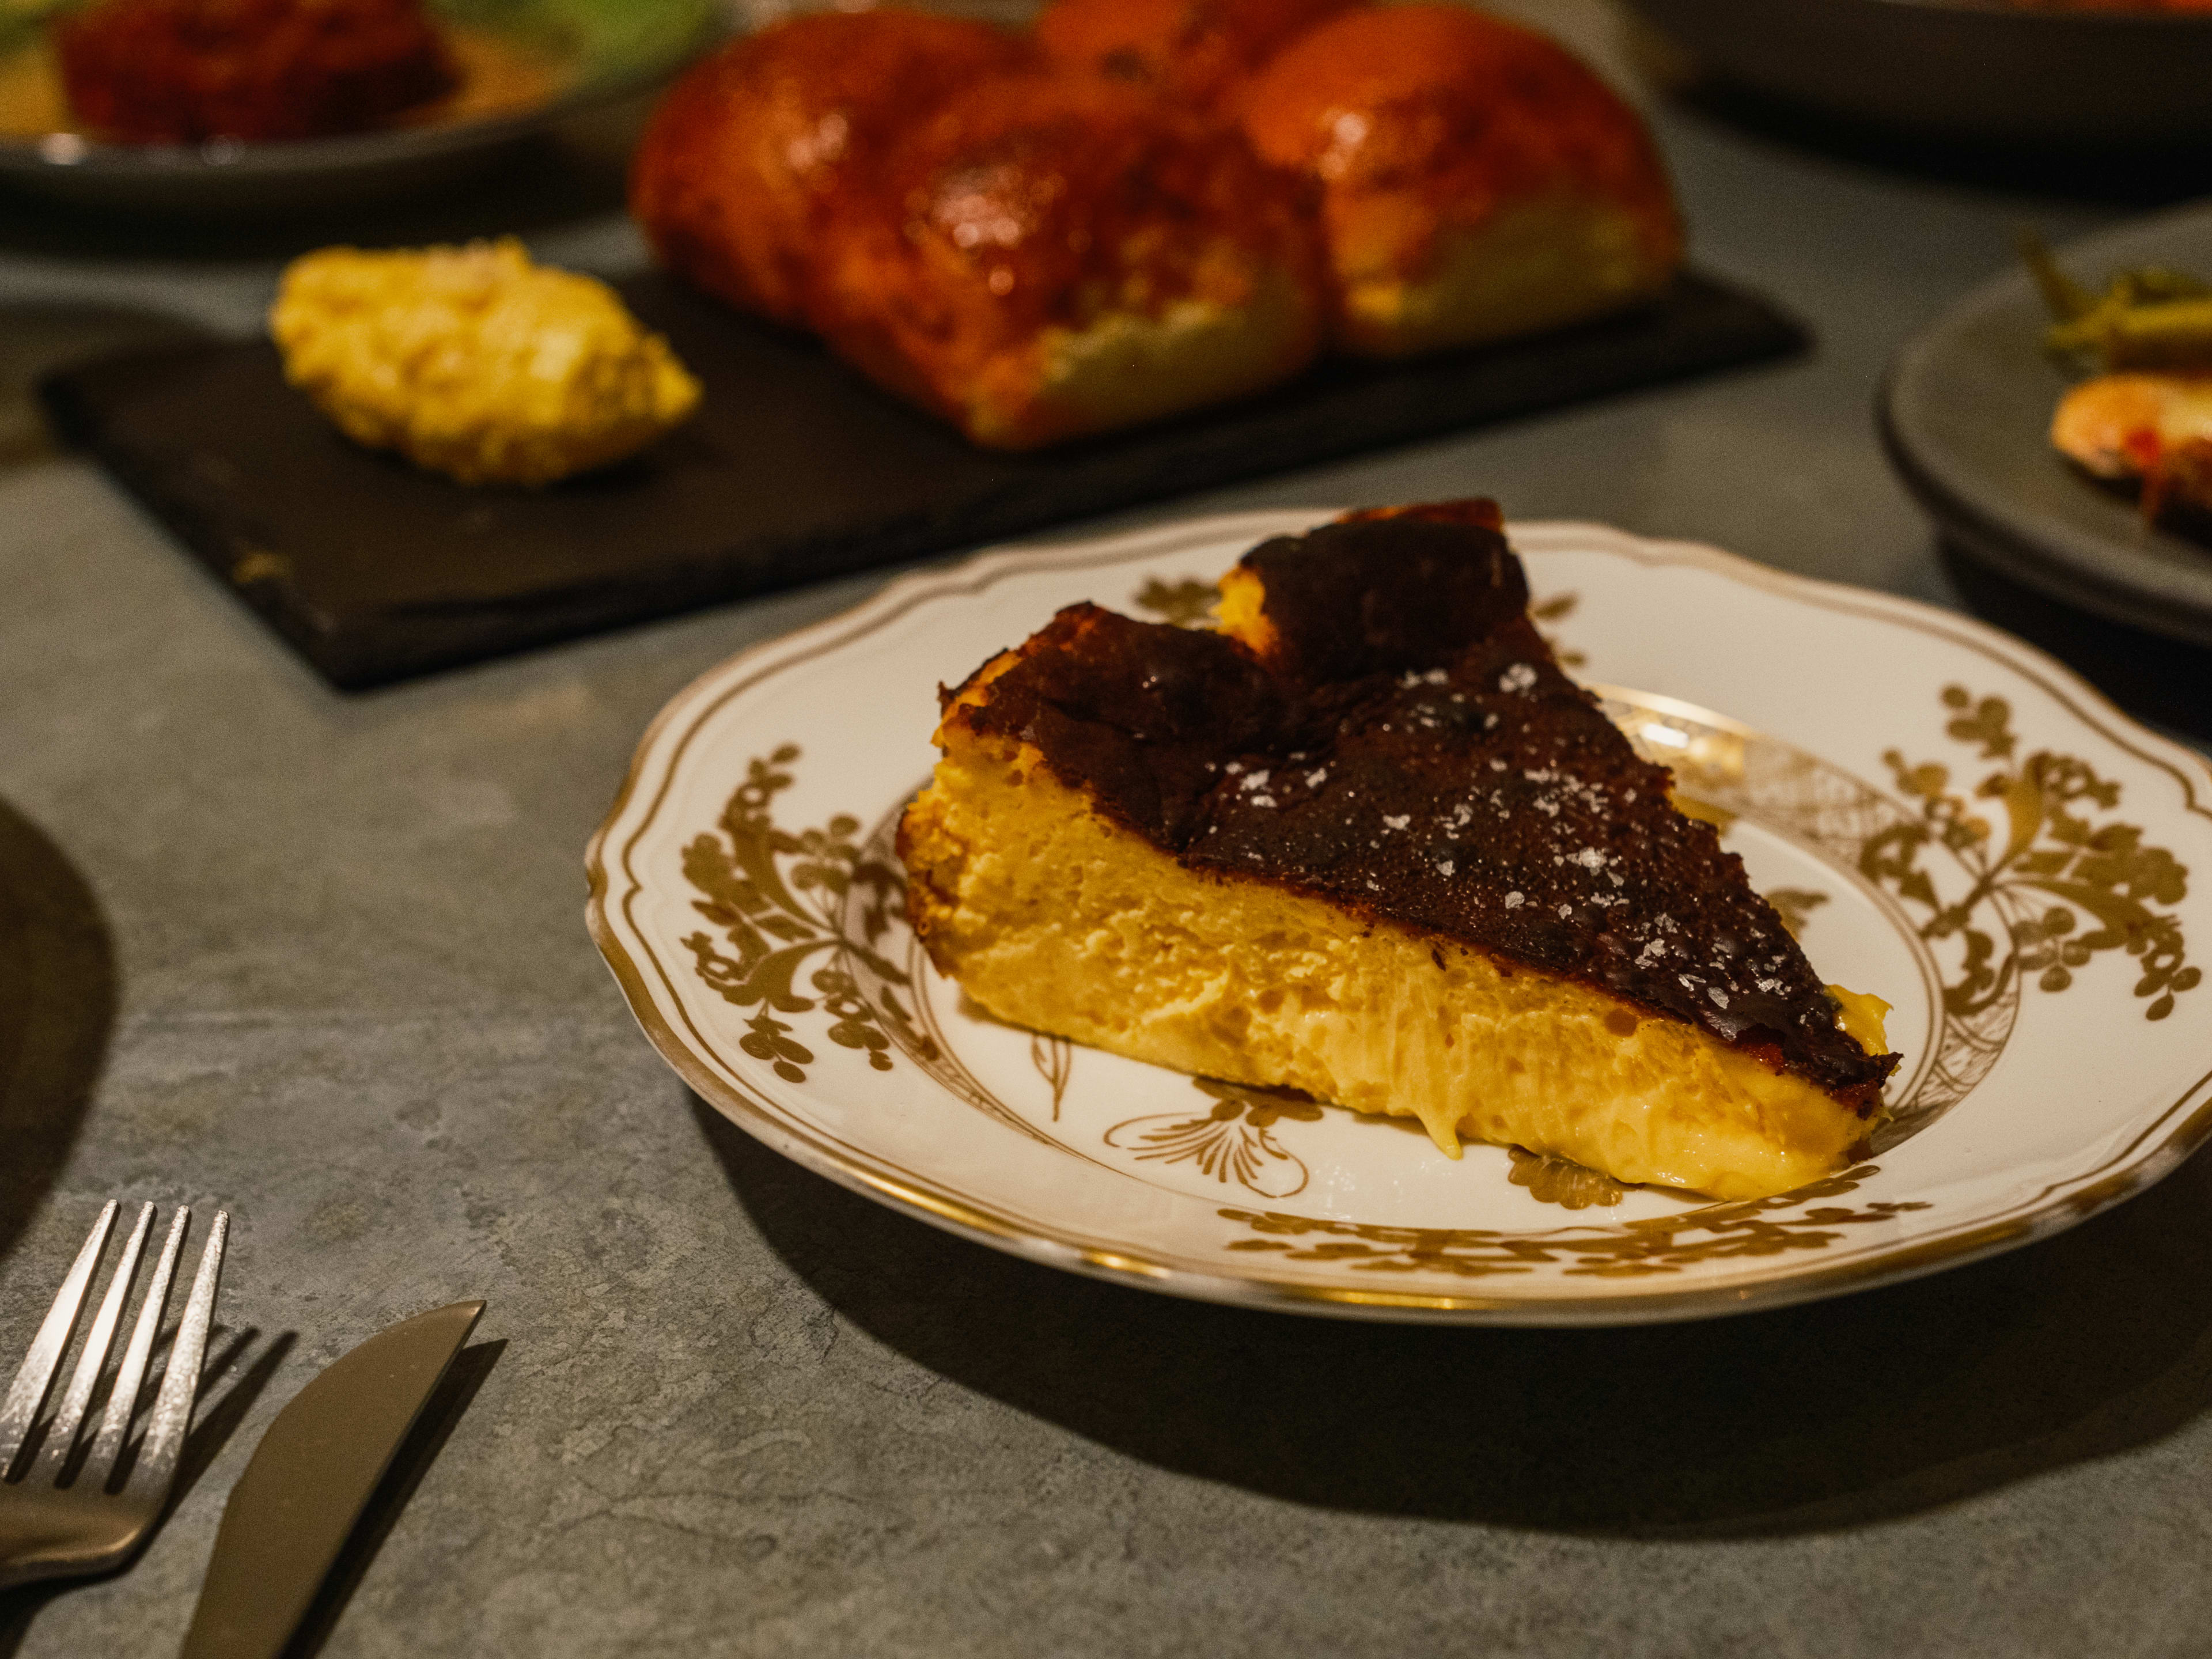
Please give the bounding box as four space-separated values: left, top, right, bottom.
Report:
0 1200 229 1592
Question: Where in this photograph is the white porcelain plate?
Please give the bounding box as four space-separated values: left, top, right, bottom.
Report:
589 513 2212 1324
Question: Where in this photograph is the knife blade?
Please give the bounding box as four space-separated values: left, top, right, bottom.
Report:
179 1300 485 1659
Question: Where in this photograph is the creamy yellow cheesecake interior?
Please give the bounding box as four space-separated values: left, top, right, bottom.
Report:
899 502 1899 1201
904 738 1880 1200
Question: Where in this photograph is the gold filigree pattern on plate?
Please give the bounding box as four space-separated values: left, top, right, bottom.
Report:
1529 591 1588 668
678 745 932 1084
1874 685 2197 1022
1222 1167 1930 1280
1506 1146 1630 1209
1031 1033 1074 1120
1766 887 1830 941
1105 1079 1325 1199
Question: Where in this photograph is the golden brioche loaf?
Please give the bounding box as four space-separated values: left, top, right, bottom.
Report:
632 5 1688 444
808 70 1326 450
1240 5 1682 356
628 12 1031 327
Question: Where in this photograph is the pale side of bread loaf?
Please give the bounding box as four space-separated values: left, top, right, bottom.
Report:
959 263 1320 449
1240 5 1684 359
1334 190 1674 358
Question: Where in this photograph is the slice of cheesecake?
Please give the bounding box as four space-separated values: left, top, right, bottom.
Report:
897 502 1900 1200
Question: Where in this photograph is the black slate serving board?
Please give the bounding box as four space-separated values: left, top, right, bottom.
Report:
41 268 1805 690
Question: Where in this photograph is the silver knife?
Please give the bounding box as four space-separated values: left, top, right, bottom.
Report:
179 1300 486 1659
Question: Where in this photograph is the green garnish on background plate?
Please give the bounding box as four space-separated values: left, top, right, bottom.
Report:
2022 226 2212 372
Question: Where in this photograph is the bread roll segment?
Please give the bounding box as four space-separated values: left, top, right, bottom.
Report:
628 12 1031 327
1240 5 1683 356
809 72 1327 451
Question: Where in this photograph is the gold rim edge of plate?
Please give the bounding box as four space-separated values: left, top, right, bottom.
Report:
585 513 2212 1325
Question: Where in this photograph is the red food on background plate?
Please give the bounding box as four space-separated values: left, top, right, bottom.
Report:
55 0 455 144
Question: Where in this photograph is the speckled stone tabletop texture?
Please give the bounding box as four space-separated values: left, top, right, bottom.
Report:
5 4 2212 1655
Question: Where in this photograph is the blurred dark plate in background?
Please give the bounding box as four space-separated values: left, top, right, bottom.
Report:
1628 0 2212 149
1880 199 2212 648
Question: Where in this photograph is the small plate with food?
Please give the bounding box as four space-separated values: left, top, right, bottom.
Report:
0 0 717 215
588 503 2212 1324
631 1 1685 450
1881 200 2212 647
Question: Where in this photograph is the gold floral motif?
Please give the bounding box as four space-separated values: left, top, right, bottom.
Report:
1107 1079 1326 1199
1530 591 1588 668
1506 1146 1630 1209
1031 1033 1074 1121
1131 577 1219 628
1870 685 2198 1022
1766 887 1830 941
679 745 937 1084
1223 1166 1929 1279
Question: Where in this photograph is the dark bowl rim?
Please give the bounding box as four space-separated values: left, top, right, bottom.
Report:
0 8 721 179
1642 0 2212 26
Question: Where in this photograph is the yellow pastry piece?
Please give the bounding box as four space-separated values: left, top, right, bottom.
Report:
270 238 701 486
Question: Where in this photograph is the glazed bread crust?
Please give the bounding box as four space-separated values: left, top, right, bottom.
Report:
1240 5 1682 355
810 70 1326 450
628 12 1031 327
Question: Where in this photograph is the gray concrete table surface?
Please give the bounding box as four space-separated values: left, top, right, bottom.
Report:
5 5 2212 1654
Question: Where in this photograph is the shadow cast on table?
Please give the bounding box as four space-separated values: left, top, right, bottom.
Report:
694 1096 2212 1540
0 1327 294 1658
0 796 116 1262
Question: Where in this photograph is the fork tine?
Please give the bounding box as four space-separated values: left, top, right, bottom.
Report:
0 1200 119 1475
82 1206 190 1486
127 1211 226 1496
36 1203 156 1482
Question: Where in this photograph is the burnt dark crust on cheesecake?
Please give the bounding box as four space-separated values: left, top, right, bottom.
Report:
934 504 1900 1110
